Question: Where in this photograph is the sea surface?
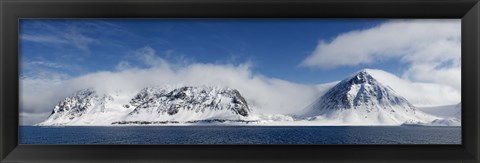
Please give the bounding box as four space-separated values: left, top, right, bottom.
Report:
19 126 461 144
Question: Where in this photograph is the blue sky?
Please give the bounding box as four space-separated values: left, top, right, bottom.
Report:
20 19 413 84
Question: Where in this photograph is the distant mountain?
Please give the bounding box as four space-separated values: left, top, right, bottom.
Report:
417 102 461 119
454 103 461 119
413 102 461 126
303 69 436 125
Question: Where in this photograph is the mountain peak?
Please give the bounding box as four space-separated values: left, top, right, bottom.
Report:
305 68 418 119
347 69 377 85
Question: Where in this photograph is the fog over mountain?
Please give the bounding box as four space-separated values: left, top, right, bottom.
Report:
38 86 255 126
37 69 460 126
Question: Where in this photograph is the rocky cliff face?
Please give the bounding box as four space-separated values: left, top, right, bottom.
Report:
124 86 251 122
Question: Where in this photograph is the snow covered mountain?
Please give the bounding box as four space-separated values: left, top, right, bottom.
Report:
38 89 102 126
121 86 252 123
312 69 459 107
37 69 459 126
37 88 135 126
38 86 253 126
303 69 437 125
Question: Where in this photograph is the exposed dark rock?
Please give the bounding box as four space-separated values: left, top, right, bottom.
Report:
128 86 252 118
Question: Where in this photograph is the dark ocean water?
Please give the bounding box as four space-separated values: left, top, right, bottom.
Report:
19 126 461 144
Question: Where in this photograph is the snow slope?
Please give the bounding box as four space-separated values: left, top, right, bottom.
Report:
37 69 460 126
411 103 461 126
303 70 438 125
123 86 253 122
38 86 254 126
37 89 135 126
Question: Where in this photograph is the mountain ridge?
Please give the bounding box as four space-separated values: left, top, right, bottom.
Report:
38 86 253 126
37 69 459 126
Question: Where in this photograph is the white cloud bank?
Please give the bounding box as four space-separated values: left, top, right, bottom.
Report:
20 47 321 125
300 19 461 91
21 29 97 52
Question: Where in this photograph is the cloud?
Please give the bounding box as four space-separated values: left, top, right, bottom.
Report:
119 46 196 70
26 61 64 69
20 60 82 124
20 59 83 80
21 21 101 52
20 34 69 44
115 61 133 71
19 73 71 125
20 112 52 126
21 30 96 52
64 27 97 52
300 19 461 90
20 46 321 125
134 46 169 68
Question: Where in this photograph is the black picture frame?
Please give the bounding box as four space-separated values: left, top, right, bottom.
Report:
1 0 479 162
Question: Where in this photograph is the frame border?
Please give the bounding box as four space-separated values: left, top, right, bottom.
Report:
1 0 479 162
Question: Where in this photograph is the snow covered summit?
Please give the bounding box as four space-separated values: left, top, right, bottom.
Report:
304 69 436 125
